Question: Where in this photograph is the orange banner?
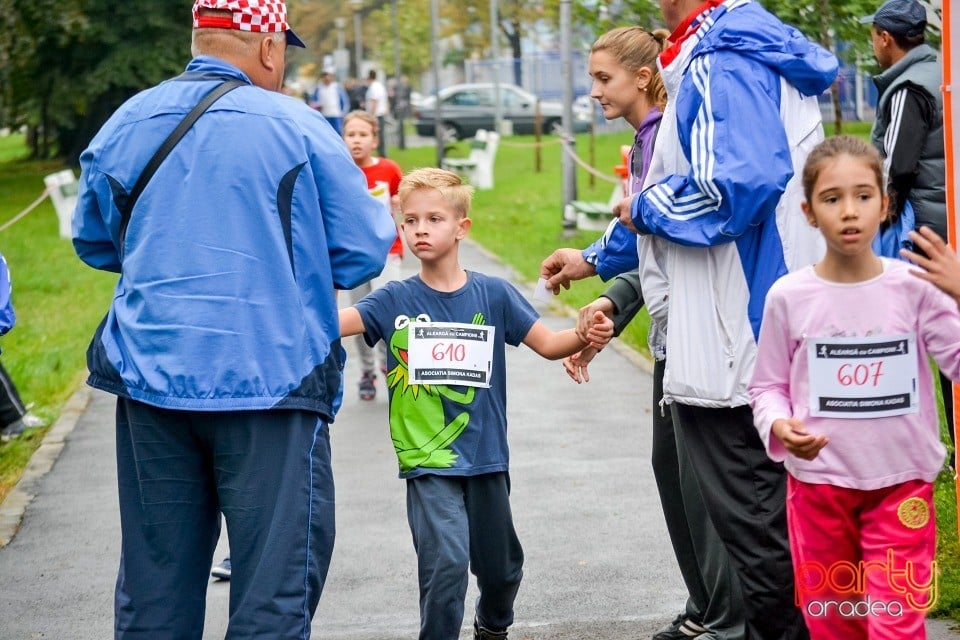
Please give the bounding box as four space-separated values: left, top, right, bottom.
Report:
943 0 960 537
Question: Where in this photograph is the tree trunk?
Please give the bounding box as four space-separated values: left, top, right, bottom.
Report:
817 0 840 133
507 19 522 86
60 90 132 167
40 97 49 159
831 81 843 135
26 125 38 160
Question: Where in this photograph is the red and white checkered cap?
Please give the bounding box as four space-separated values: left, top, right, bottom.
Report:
193 0 305 47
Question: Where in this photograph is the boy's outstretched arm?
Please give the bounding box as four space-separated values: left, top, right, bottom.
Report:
339 307 366 338
523 313 613 361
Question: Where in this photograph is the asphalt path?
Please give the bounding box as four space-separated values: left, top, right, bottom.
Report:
0 239 957 639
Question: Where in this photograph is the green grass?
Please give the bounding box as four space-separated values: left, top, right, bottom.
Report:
0 132 30 164
935 464 960 618
0 146 117 502
842 121 874 138
1 126 959 620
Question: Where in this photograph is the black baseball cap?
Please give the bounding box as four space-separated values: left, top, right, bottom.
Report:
860 0 927 38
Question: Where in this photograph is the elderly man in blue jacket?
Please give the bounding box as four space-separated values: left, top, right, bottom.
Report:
72 1 395 638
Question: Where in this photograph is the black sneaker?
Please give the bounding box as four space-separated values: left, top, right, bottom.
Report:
211 557 231 580
474 618 508 640
652 613 707 640
358 372 376 400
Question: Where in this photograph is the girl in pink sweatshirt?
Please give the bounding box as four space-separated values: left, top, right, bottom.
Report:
748 135 960 640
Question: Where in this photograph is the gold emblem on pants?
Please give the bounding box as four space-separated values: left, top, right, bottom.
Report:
897 496 930 529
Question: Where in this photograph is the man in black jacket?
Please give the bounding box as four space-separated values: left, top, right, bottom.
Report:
863 0 951 439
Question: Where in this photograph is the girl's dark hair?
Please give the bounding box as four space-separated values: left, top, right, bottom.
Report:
801 135 884 203
591 27 670 109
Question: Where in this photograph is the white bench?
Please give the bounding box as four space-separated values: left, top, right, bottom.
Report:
567 200 613 232
568 145 632 231
44 169 79 239
567 178 630 232
440 129 500 190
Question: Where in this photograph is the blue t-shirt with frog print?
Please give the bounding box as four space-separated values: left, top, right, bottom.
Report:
354 271 538 479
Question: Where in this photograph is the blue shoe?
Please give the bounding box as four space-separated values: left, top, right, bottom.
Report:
211 557 231 580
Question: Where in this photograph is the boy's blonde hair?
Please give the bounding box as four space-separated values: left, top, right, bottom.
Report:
343 109 378 136
398 168 474 218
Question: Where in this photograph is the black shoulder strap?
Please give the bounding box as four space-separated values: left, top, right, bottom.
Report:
118 79 247 244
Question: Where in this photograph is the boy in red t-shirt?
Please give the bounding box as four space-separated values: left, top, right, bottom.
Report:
342 110 404 400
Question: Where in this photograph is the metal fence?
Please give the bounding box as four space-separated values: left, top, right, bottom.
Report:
460 51 878 127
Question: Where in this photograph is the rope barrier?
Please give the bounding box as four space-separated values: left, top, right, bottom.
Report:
497 137 562 149
0 188 49 233
495 132 622 185
451 130 620 184
557 134 622 184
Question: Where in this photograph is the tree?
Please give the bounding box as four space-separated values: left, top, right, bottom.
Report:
490 1 564 86
758 0 950 133
59 2 193 163
573 0 667 37
760 0 868 132
288 0 564 89
2 0 86 158
1 0 192 163
287 0 401 78
364 0 434 81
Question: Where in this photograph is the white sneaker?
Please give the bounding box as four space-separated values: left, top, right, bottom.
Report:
20 413 46 428
0 413 46 441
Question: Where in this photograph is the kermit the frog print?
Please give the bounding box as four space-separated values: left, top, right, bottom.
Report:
386 313 487 473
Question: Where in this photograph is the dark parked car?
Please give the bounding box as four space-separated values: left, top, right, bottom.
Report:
413 83 592 140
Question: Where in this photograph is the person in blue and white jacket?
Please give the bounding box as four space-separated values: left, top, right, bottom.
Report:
0 252 44 440
72 1 396 638
607 1 836 638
